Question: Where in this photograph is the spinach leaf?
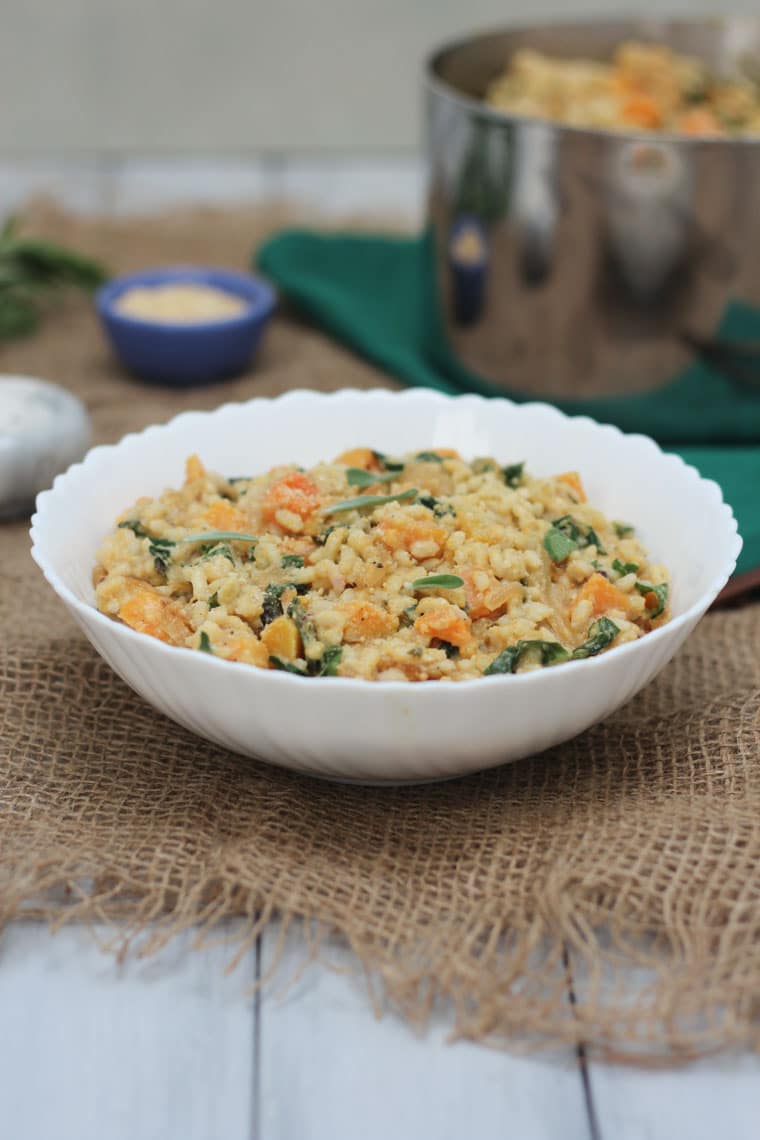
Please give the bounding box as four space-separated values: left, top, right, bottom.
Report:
262 584 287 626
503 462 525 488
439 641 460 659
207 591 219 610
635 581 669 618
324 488 418 515
118 519 150 538
371 450 405 473
549 514 606 555
571 617 619 659
200 542 234 564
415 451 444 463
346 467 397 488
269 655 309 676
281 554 305 569
287 598 318 648
198 631 213 653
117 520 175 574
318 645 342 676
613 521 635 538
543 526 578 563
409 574 464 591
612 558 639 577
262 582 308 627
485 639 569 675
269 645 342 678
417 494 456 518
148 537 174 576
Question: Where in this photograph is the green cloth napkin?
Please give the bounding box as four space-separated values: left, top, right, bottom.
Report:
257 229 760 577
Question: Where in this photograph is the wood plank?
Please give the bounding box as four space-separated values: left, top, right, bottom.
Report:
0 921 256 1140
588 1053 760 1140
258 924 591 1140
568 954 760 1140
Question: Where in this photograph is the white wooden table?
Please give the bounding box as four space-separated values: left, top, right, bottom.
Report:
2 922 759 1140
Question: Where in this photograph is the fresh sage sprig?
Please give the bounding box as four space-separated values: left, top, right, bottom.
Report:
409 575 464 591
0 214 107 339
176 530 260 545
345 467 397 488
324 488 418 515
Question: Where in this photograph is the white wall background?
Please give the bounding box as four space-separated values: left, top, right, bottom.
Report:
2 0 754 154
0 0 755 214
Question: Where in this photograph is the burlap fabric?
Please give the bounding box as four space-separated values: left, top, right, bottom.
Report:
2 203 760 1063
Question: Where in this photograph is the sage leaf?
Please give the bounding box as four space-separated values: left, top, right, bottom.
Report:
324 488 418 515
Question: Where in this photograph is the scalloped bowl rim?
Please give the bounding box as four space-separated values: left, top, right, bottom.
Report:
30 388 741 700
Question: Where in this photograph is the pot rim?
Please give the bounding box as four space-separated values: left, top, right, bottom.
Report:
425 14 760 148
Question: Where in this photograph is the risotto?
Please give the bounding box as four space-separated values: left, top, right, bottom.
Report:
93 448 670 682
485 41 760 136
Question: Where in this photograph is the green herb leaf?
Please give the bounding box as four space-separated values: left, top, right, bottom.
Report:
544 526 578 562
269 655 309 676
118 519 150 538
324 488 418 515
227 476 251 484
262 584 286 626
118 520 175 574
399 603 418 628
345 467 397 488
261 582 308 627
409 574 464 591
613 521 634 538
287 598 318 648
415 451 444 463
417 494 456 518
635 581 669 618
371 450 405 473
176 530 260 545
316 523 346 546
471 458 499 475
198 631 213 653
503 462 525 488
319 645 342 676
0 219 107 341
207 591 219 610
551 515 606 555
200 542 234 564
485 639 569 675
611 558 639 577
281 554 305 569
148 538 174 576
439 641 460 659
571 617 620 659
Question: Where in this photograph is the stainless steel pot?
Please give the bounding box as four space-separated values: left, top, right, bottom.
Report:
425 17 760 398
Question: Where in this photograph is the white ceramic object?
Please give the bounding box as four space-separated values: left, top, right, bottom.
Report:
30 388 741 783
0 375 91 519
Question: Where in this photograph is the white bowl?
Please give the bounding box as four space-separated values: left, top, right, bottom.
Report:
31 388 741 783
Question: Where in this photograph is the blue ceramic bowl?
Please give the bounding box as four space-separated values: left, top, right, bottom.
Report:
96 267 275 387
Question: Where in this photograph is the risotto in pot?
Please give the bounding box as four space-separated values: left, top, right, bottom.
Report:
93 448 670 681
